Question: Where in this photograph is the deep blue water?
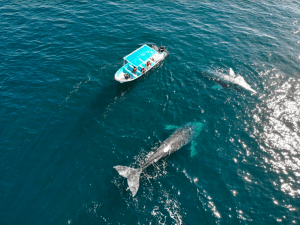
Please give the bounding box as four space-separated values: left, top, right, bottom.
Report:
1 1 300 224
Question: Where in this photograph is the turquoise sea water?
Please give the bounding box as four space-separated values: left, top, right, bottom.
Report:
1 1 300 224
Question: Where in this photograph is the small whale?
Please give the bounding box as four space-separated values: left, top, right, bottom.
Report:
114 122 204 197
201 68 257 94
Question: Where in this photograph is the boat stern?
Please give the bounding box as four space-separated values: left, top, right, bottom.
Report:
115 65 134 83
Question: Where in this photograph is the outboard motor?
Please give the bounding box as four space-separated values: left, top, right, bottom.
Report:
159 46 166 53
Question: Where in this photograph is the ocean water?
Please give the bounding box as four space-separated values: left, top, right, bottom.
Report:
1 1 300 224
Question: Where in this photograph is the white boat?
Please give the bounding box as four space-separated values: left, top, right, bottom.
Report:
114 44 168 83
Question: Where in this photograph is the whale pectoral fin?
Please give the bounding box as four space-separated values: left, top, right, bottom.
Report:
190 141 198 157
165 125 179 130
229 68 236 78
212 84 223 90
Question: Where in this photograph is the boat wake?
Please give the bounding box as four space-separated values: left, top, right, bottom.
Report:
65 77 91 103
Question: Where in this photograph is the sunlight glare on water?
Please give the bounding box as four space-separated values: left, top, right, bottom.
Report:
252 68 300 213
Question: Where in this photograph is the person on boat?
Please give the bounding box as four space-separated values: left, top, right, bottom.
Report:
124 73 129 79
141 68 146 74
133 66 137 74
152 44 158 51
146 61 151 68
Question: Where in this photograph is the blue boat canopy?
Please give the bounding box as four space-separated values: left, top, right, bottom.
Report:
124 45 157 67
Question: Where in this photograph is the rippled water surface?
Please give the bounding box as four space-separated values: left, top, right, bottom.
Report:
1 1 300 224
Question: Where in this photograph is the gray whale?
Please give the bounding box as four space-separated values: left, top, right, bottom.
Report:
202 68 257 94
114 122 203 197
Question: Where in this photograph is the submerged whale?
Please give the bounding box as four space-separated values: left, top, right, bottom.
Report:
114 122 204 197
202 68 257 94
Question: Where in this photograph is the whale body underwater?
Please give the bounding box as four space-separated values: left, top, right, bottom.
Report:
114 122 204 197
199 68 257 94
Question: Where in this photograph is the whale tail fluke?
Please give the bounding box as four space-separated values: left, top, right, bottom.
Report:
114 165 142 197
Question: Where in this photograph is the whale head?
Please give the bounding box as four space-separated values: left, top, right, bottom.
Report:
186 122 204 137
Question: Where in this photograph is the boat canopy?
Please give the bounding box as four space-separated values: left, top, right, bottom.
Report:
124 45 157 67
